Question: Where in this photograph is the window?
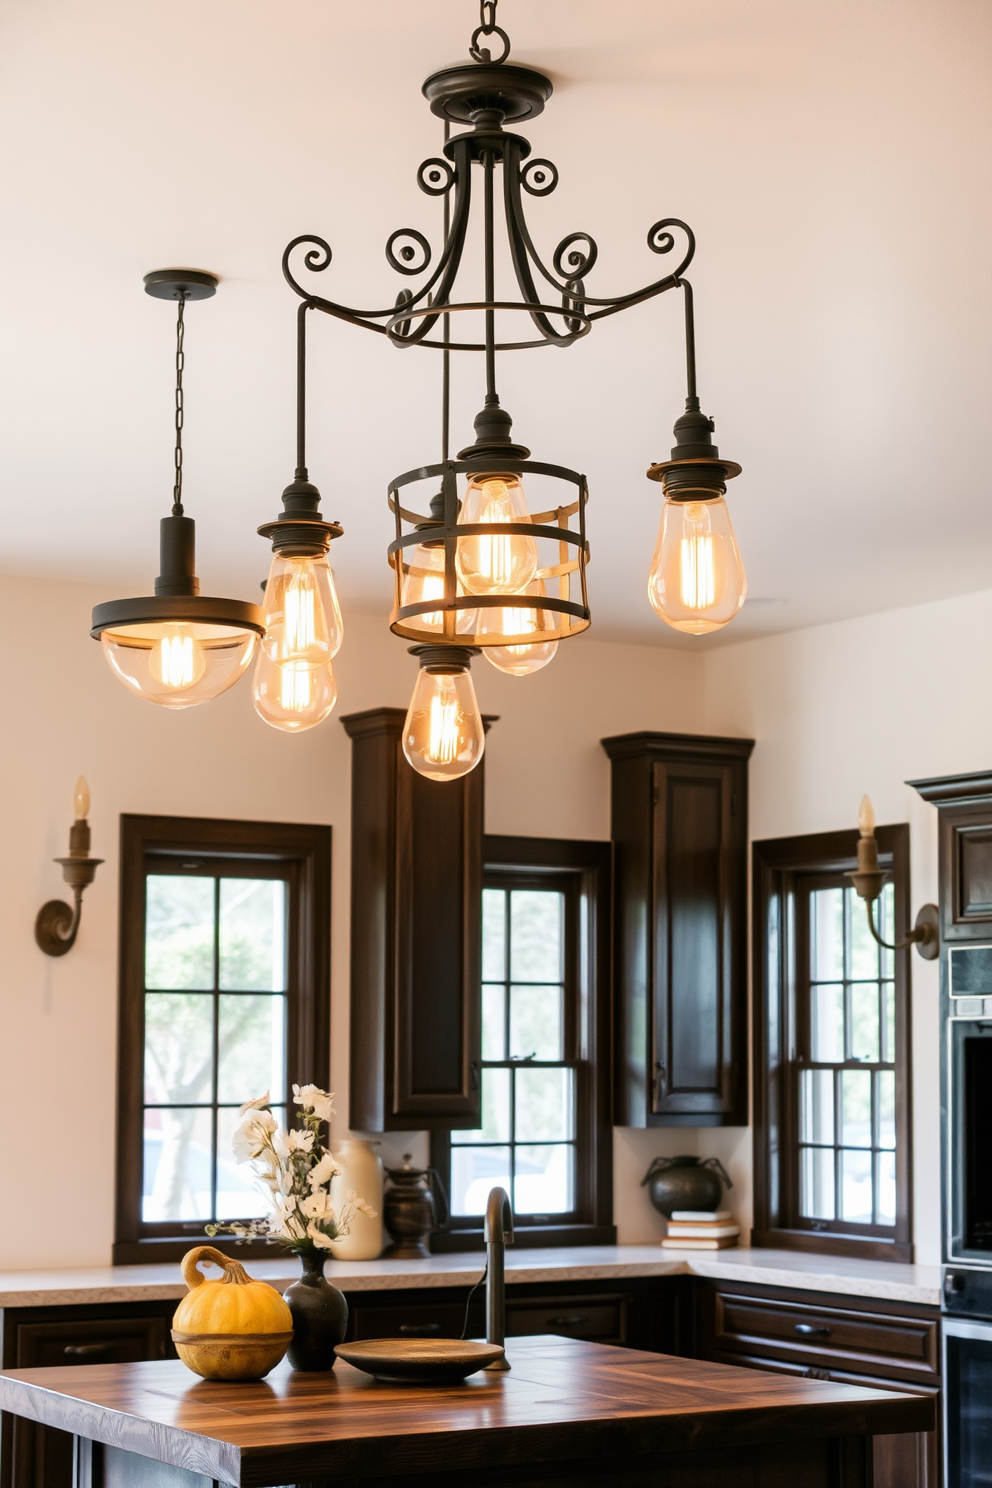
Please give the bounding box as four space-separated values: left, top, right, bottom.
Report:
115 815 331 1264
431 836 614 1250
752 826 912 1261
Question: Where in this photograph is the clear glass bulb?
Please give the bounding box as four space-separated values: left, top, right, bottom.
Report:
261 553 343 664
402 666 485 782
455 473 538 596
480 580 559 676
252 648 337 732
647 495 746 634
400 540 478 635
100 621 258 708
73 777 90 820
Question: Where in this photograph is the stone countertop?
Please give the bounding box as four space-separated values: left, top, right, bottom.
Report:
0 1245 941 1309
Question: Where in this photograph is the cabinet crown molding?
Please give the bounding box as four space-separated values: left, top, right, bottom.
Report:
601 730 755 763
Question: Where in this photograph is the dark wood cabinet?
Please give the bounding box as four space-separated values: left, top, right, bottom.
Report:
702 1281 941 1488
602 731 753 1127
1 1302 176 1488
342 707 491 1132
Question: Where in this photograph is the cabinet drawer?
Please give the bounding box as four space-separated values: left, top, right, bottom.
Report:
349 1301 469 1341
715 1292 939 1382
506 1294 626 1342
15 1315 168 1368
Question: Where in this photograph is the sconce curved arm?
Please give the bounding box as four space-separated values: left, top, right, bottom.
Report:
864 896 939 962
35 852 103 958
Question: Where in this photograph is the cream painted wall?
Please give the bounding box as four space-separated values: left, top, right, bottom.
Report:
0 572 703 1270
696 588 992 1266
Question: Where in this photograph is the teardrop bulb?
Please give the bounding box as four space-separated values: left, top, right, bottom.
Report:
647 496 746 634
252 649 337 732
456 473 538 596
481 580 558 676
402 666 485 782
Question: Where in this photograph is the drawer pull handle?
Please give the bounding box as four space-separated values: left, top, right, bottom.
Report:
398 1323 442 1336
64 1343 114 1358
546 1316 588 1327
794 1323 832 1338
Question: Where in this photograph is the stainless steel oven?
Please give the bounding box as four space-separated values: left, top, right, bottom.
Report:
947 1016 992 1263
943 1306 992 1487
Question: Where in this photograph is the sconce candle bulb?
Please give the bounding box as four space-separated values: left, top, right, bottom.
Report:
35 778 104 957
846 794 939 961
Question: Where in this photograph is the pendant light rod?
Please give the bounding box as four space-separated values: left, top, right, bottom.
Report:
677 277 698 406
441 121 451 462
484 149 497 403
297 299 311 480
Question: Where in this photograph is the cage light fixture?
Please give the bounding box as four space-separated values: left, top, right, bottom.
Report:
90 271 264 707
272 0 747 777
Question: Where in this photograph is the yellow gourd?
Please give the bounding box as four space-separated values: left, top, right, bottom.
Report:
171 1245 293 1381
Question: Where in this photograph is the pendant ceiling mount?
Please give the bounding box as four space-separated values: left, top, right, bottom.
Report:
142 268 218 302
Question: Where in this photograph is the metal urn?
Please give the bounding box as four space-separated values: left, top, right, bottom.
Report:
640 1156 733 1219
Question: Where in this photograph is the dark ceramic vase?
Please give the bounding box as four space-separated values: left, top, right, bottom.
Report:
640 1156 733 1219
283 1250 349 1370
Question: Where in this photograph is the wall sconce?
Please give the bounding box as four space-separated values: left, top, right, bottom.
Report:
35 778 104 957
846 795 938 960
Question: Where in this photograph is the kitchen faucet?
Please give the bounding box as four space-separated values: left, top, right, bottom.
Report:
484 1186 513 1370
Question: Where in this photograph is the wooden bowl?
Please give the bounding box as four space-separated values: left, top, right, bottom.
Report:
334 1338 505 1383
171 1329 294 1381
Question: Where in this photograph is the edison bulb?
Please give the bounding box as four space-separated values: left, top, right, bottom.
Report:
456 473 538 596
73 777 90 820
647 495 746 634
480 581 558 675
402 666 485 782
253 648 337 732
100 621 257 708
261 553 343 665
400 541 477 635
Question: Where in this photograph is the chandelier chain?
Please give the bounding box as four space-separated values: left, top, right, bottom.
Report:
172 293 187 516
469 0 510 64
478 0 497 34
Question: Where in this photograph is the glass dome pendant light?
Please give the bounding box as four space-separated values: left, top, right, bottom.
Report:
90 271 264 707
252 301 344 732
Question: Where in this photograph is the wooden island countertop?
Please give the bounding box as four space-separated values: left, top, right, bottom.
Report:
0 1334 934 1488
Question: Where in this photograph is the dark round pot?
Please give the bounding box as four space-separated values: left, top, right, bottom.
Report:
640 1156 732 1219
282 1251 349 1370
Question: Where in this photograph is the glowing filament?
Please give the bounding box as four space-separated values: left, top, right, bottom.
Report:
428 678 460 763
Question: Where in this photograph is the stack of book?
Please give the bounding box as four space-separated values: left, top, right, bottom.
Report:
660 1210 740 1249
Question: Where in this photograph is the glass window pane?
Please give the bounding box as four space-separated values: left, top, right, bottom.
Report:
509 890 563 982
515 1066 573 1143
840 1149 873 1222
482 983 506 1060
453 1068 510 1144
215 1105 272 1220
849 888 880 980
482 888 506 981
144 993 214 1105
217 994 286 1105
812 888 844 981
841 1069 873 1147
851 984 880 1063
219 880 287 991
142 1107 213 1222
514 1145 574 1215
879 883 895 979
145 876 215 990
800 1069 834 1145
811 984 844 1062
876 1150 897 1225
800 1146 835 1219
883 982 896 1064
451 1145 511 1216
877 1070 896 1149
510 985 563 1061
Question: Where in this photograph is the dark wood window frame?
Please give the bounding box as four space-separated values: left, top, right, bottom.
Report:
114 814 331 1265
752 825 913 1263
430 835 615 1251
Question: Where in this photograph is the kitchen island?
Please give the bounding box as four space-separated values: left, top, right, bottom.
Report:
0 1334 933 1488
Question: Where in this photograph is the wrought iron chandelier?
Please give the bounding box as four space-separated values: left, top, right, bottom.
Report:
93 1 746 778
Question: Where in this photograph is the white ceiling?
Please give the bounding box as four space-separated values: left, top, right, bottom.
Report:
2 0 990 647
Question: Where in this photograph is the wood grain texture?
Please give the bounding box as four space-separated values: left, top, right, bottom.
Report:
0 1336 933 1488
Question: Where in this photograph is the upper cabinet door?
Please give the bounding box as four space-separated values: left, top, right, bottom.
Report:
908 771 992 943
343 707 484 1131
603 731 753 1128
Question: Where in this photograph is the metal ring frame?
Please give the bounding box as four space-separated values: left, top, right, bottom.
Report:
387 459 590 648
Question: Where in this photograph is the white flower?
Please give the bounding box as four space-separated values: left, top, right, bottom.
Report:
347 1189 379 1220
292 1084 335 1123
307 1151 340 1190
274 1127 315 1160
238 1092 270 1116
302 1190 334 1221
307 1222 337 1250
232 1109 277 1163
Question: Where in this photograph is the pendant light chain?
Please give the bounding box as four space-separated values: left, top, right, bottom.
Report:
172 293 188 516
